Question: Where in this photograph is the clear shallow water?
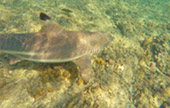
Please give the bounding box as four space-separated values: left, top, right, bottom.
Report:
0 0 170 108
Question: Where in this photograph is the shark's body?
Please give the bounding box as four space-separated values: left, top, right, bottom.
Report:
0 13 113 82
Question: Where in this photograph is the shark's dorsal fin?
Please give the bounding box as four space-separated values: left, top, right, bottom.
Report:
39 12 63 33
39 12 51 21
40 21 63 33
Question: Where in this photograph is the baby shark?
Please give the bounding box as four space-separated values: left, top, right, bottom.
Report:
0 13 114 82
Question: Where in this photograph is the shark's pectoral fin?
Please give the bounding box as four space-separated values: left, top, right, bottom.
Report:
74 55 93 84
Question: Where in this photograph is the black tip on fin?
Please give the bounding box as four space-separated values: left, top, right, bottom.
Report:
39 12 51 21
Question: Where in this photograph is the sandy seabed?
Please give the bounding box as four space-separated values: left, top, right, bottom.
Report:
0 0 170 108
